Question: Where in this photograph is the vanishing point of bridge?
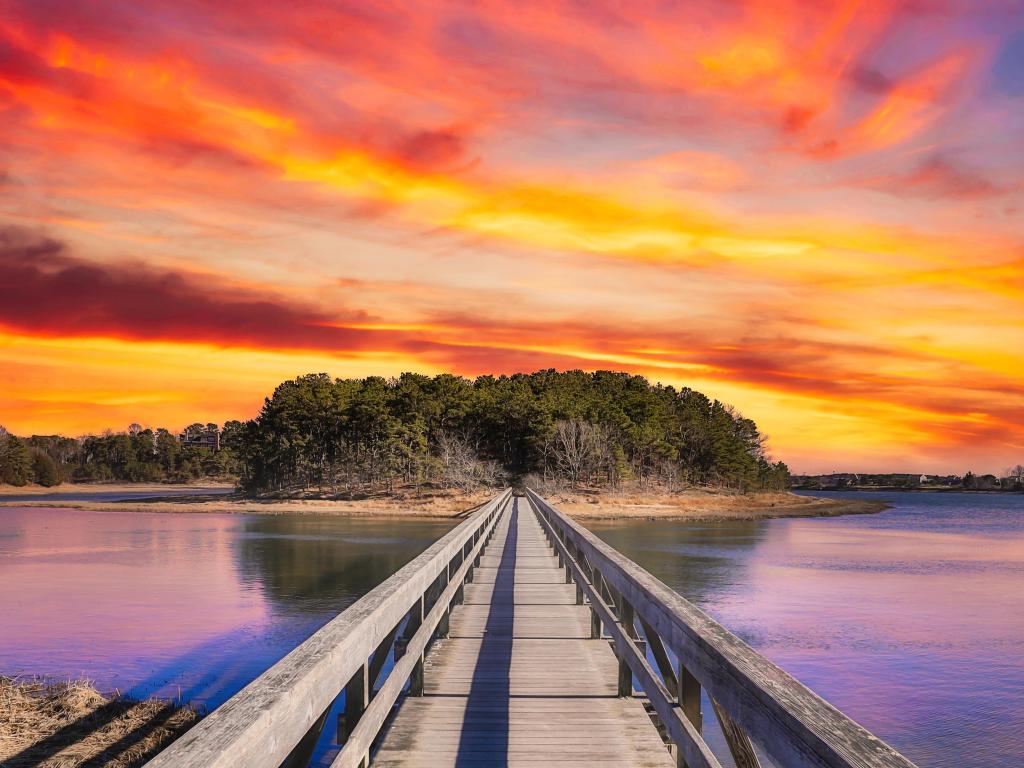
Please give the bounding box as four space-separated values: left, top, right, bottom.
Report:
148 490 918 768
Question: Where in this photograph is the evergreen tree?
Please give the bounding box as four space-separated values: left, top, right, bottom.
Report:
31 449 60 487
0 429 34 486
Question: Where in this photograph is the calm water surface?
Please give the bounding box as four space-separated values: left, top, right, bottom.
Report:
0 507 453 713
586 491 1024 768
1 493 1021 767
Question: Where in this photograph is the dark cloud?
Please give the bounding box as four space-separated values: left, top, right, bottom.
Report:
0 37 98 100
863 154 1011 200
848 66 895 96
0 228 380 351
393 129 469 171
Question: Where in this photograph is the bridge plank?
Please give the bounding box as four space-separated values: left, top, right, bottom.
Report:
372 498 674 768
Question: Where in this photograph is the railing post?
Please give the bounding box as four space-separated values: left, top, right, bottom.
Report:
343 662 369 742
673 654 703 768
452 556 465 606
438 603 450 638
396 594 426 699
588 563 603 638
679 661 703 732
409 651 425 698
616 600 636 697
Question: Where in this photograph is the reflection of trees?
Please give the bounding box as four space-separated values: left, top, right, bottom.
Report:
586 520 766 606
234 517 454 613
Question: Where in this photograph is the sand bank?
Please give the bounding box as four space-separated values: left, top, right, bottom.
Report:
546 489 886 521
0 486 885 521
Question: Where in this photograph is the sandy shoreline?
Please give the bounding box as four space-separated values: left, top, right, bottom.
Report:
0 485 886 521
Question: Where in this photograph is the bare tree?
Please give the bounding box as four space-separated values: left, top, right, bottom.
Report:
437 430 493 491
551 420 606 487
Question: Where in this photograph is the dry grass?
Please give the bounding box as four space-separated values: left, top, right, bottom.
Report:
0 677 199 768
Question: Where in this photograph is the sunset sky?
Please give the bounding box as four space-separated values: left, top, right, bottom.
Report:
1 1 1022 473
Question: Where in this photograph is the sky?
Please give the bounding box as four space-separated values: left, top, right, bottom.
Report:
0 0 1022 474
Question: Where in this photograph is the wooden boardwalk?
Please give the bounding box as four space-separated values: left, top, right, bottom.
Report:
373 497 674 767
148 489 918 768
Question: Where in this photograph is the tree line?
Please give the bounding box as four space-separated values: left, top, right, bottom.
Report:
228 370 790 493
1 370 792 493
0 424 239 486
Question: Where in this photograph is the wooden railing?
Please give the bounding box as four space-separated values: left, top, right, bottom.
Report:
526 488 919 768
147 489 512 768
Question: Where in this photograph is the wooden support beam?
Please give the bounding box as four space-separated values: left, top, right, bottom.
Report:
640 615 678 699
712 697 763 768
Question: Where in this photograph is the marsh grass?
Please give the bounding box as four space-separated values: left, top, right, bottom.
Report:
0 677 199 768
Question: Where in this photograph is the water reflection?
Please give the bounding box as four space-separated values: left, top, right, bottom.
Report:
234 516 447 613
0 507 453 711
584 519 766 617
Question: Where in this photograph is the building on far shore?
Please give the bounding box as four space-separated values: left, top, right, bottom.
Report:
179 424 220 451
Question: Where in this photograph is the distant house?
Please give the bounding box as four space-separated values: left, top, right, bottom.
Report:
179 424 220 451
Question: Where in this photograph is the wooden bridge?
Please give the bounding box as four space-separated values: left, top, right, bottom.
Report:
147 490 919 768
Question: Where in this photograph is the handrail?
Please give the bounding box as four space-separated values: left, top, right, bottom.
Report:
147 488 512 768
526 488 918 768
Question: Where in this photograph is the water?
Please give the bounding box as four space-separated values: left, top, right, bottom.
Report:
585 491 1024 768
0 507 454 712
1 493 1021 767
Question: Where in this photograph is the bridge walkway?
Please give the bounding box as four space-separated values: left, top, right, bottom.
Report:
372 497 674 767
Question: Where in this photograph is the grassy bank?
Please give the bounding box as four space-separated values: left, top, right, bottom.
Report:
0 484 886 521
0 677 198 768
